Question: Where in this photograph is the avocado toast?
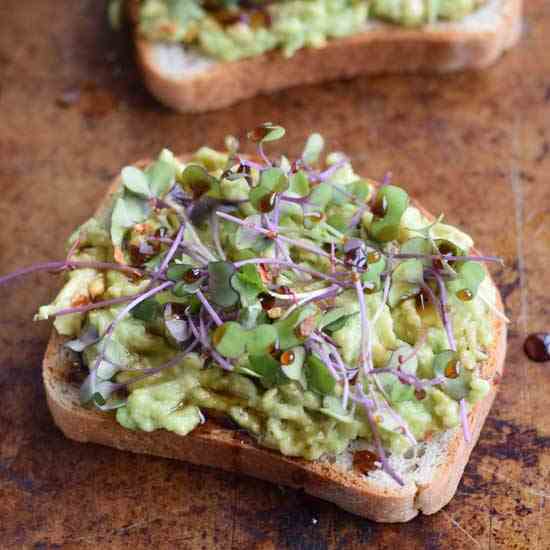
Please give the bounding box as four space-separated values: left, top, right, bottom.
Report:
119 0 522 112
3 126 507 521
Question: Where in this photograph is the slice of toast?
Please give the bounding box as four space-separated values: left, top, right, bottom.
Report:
42 161 507 522
127 0 522 112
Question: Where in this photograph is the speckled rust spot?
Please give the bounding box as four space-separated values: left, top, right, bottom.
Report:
475 418 550 469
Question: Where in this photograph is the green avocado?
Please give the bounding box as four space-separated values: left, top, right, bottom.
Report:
40 139 495 463
132 0 484 61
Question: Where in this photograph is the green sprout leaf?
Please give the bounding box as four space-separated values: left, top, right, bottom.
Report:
320 395 354 423
454 261 486 300
370 185 409 242
289 170 310 197
234 215 271 251
172 278 205 297
146 159 177 198
80 373 122 409
246 324 277 355
208 261 239 307
238 303 267 329
351 179 373 202
131 297 162 321
274 304 318 350
248 123 286 144
110 193 150 247
177 164 219 199
361 249 386 289
230 264 267 307
249 167 288 213
166 263 194 282
323 311 358 333
433 350 469 400
326 213 348 233
388 259 424 308
309 182 332 209
301 133 324 165
280 346 306 386
400 237 434 266
305 354 336 395
248 353 288 387
212 321 247 358
121 166 151 198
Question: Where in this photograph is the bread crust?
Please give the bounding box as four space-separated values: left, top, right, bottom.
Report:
128 0 522 112
42 163 507 522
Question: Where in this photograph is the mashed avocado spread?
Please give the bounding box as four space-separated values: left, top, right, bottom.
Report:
36 125 498 483
129 0 486 61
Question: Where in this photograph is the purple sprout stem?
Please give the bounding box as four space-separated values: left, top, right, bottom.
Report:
428 269 457 352
54 294 138 317
0 260 143 286
272 195 281 227
155 222 186 278
369 367 444 390
279 195 310 205
195 289 223 327
354 274 372 375
149 236 208 264
180 211 217 262
381 172 393 186
91 281 174 373
373 392 417 447
372 271 392 326
122 341 199 384
348 204 369 229
238 157 264 171
282 285 341 320
216 211 345 266
257 143 271 166
211 211 226 261
397 329 427 367
310 158 348 182
393 253 503 264
233 258 347 287
354 387 404 486
187 315 233 371
310 338 341 382
311 331 352 410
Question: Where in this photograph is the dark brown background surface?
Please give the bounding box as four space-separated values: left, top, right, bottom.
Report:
1 1 549 548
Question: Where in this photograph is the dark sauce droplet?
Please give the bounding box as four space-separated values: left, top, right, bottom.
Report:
248 125 270 142
258 192 277 213
183 267 202 283
258 292 276 311
524 333 550 362
414 388 427 401
371 196 387 218
280 350 295 365
456 288 474 301
128 244 147 267
444 359 460 379
353 450 379 474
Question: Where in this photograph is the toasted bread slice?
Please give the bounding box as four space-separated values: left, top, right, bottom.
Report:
127 0 522 112
42 160 506 522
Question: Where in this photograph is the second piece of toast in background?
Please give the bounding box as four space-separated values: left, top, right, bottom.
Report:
120 0 522 112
